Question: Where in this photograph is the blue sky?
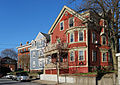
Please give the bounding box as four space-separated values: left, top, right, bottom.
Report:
0 0 77 52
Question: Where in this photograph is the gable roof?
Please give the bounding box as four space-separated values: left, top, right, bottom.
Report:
48 5 90 34
35 32 50 41
41 32 50 40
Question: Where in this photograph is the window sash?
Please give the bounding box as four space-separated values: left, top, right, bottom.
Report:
79 31 83 41
70 51 74 61
60 22 64 30
70 33 74 42
69 18 73 27
102 36 106 45
92 32 96 43
92 51 97 62
79 51 84 61
102 53 107 62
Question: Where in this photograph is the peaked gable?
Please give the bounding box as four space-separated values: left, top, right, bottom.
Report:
48 5 90 34
35 32 49 41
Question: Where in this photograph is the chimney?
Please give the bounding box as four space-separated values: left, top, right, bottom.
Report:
20 43 22 46
26 41 29 45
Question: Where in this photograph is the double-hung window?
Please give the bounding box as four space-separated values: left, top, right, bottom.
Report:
92 32 96 43
70 51 74 61
69 17 74 27
92 50 97 62
102 52 107 62
79 31 83 41
60 21 64 31
79 51 84 61
70 32 74 43
102 36 106 45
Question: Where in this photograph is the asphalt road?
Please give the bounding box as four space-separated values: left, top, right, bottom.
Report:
0 78 42 85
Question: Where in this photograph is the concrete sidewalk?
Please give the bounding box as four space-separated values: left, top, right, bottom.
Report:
32 79 73 85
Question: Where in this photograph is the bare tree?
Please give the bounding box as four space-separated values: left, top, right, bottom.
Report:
19 54 30 71
66 0 120 71
1 48 17 60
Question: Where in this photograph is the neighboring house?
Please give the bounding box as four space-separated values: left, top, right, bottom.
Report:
1 57 17 71
30 32 50 72
44 6 112 74
16 41 31 71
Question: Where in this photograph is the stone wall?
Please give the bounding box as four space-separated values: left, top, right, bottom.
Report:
40 73 117 85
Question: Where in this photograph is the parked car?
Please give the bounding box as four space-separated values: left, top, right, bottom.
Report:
11 75 17 80
5 73 13 79
16 72 30 81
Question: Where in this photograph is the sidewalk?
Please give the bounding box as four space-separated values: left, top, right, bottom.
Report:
32 79 73 85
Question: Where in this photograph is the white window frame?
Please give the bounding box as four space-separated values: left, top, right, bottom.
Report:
70 32 74 43
70 51 74 62
102 36 106 45
69 17 74 28
78 50 84 61
60 21 64 31
78 31 84 42
92 50 97 62
102 52 107 62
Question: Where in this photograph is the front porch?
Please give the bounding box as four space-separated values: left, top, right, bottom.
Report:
44 42 68 74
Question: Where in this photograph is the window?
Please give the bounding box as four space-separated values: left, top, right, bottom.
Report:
102 52 107 62
32 52 36 58
69 17 74 27
60 57 63 62
33 61 36 67
108 51 112 62
92 32 96 43
79 31 83 41
92 51 97 62
102 36 106 45
70 33 74 42
24 48 26 52
79 51 84 61
70 51 74 61
60 21 64 31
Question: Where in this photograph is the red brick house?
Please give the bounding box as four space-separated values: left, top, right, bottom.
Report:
1 57 17 71
16 41 31 71
44 6 112 74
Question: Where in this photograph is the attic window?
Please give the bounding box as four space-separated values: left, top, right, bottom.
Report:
69 17 74 27
60 21 64 31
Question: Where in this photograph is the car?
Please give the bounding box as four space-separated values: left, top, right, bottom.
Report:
11 75 17 80
5 73 13 79
16 72 30 81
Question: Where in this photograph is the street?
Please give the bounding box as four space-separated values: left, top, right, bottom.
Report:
0 78 43 85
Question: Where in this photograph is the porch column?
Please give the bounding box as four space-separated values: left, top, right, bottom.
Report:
44 55 46 74
116 53 120 85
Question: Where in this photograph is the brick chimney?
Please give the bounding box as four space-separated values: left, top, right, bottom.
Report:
26 41 29 45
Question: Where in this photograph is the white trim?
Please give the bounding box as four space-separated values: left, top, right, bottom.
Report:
60 21 64 31
48 5 90 34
